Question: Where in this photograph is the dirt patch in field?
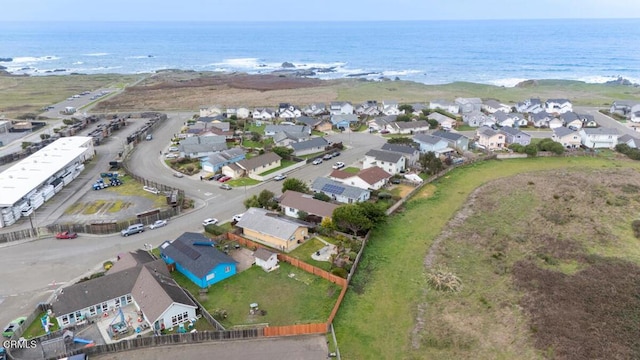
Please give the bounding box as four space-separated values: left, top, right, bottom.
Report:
416 167 640 359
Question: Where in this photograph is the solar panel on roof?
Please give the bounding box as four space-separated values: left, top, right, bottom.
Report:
172 240 201 260
322 183 345 195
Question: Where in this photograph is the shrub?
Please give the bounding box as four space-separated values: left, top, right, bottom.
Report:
204 224 225 236
426 268 462 292
331 267 348 278
631 219 640 238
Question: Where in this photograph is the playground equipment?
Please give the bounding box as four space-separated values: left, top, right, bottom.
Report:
41 313 53 334
73 338 94 345
107 308 131 340
62 330 94 347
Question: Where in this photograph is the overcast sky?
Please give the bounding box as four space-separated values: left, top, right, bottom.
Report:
2 0 639 22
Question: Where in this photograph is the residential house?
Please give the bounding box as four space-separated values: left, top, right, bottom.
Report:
531 111 553 128
380 100 402 116
330 101 354 115
254 248 279 272
545 98 572 114
51 250 197 332
432 130 470 152
290 137 329 156
273 130 311 147
279 190 338 221
548 116 564 129
235 207 309 252
381 143 420 166
499 127 531 146
609 100 639 116
491 111 515 127
278 105 302 120
252 108 276 121
429 99 460 114
427 112 456 130
198 115 226 123
387 120 430 135
368 115 397 132
560 112 583 129
179 135 227 158
160 232 237 288
482 100 512 114
552 127 581 149
331 114 359 130
513 115 528 127
302 103 327 117
264 124 309 137
578 114 598 127
236 152 282 179
195 120 233 139
226 106 251 119
356 100 381 116
455 97 483 114
200 148 246 173
579 127 618 149
311 177 371 204
296 116 332 132
617 134 640 149
476 126 506 150
221 162 245 179
413 134 450 154
330 166 391 190
463 110 490 127
411 103 428 117
363 149 406 174
200 105 224 117
516 98 544 114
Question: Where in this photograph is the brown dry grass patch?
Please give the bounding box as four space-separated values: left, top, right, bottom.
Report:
420 167 640 359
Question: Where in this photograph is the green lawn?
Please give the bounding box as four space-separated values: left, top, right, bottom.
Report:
333 156 640 359
456 124 476 131
258 159 298 176
247 123 265 134
21 312 60 339
342 167 360 174
172 263 340 327
288 237 334 271
226 178 261 187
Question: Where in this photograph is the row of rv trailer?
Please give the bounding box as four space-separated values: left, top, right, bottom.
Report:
0 163 85 228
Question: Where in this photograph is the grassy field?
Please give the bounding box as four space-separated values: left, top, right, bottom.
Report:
288 237 334 271
0 74 142 118
333 156 640 360
172 262 340 327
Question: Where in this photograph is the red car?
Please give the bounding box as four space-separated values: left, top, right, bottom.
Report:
219 176 231 182
55 231 78 239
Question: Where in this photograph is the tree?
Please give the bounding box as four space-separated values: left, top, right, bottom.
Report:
332 205 373 235
313 192 332 202
243 196 260 209
524 144 538 157
537 138 565 155
387 137 417 146
419 151 444 175
357 202 387 225
426 118 439 129
398 104 414 114
395 114 412 122
272 146 294 158
257 189 277 209
297 210 309 220
282 177 310 194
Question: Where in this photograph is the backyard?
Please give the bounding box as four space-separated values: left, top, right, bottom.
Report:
172 262 341 328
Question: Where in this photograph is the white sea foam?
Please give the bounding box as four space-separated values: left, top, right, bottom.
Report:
487 78 531 87
84 52 109 57
382 69 423 77
72 61 84 65
574 75 640 85
126 55 153 59
11 56 60 64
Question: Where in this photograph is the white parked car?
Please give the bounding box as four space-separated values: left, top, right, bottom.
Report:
202 218 219 226
332 162 345 169
273 174 287 181
312 158 323 165
232 213 244 222
165 153 179 159
149 219 168 229
168 146 179 152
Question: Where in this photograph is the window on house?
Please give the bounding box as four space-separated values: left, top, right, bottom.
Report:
101 302 108 312
225 266 231 272
115 298 120 308
89 306 96 316
62 316 69 326
126 295 132 303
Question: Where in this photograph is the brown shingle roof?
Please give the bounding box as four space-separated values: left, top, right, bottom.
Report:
329 169 352 179
237 152 281 172
357 166 391 185
279 190 339 219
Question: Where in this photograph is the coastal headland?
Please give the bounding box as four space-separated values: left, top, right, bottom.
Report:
1 70 640 118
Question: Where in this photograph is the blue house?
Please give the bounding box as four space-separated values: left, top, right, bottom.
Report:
200 148 246 173
160 232 237 288
330 114 359 130
413 134 450 154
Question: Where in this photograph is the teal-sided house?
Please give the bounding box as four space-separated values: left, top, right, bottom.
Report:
160 232 237 288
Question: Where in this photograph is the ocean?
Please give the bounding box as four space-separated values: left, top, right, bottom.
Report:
1 19 639 87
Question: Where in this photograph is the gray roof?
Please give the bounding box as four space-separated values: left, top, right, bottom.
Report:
499 126 529 137
413 134 446 145
477 126 499 137
290 137 329 151
618 134 640 147
392 120 429 130
484 99 505 108
237 152 281 171
381 143 419 155
492 111 511 122
427 112 454 123
199 115 226 122
265 124 307 134
161 232 236 279
560 112 579 122
235 208 305 241
331 114 359 125
180 135 228 154
254 248 276 262
432 130 467 142
204 148 245 166
532 111 552 121
312 177 370 200
296 116 321 127
582 127 618 136
365 149 404 163
553 126 577 138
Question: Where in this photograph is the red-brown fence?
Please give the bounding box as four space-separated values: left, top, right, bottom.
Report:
263 322 328 337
